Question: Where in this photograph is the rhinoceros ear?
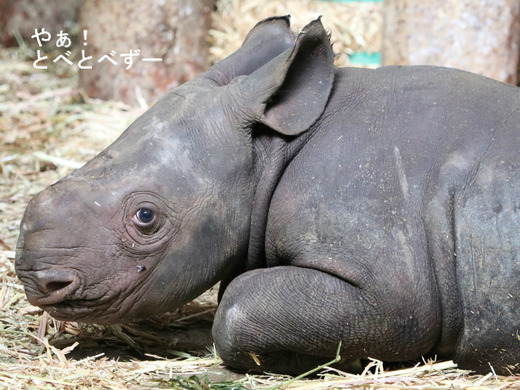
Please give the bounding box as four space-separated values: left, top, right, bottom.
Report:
239 18 335 136
200 16 295 86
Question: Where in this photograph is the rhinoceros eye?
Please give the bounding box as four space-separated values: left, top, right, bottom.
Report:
135 207 155 224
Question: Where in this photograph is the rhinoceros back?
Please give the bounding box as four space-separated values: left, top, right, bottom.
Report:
265 65 520 372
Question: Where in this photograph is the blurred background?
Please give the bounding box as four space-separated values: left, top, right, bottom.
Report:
1 0 518 105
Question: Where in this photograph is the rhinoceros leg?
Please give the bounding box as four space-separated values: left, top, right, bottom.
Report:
213 266 440 374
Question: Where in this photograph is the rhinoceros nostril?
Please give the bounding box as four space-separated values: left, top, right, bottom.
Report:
45 280 73 293
30 270 79 305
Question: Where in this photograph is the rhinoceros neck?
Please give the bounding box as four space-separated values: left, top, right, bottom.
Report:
246 126 317 270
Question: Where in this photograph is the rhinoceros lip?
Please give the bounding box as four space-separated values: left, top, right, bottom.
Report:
39 300 99 321
41 301 122 324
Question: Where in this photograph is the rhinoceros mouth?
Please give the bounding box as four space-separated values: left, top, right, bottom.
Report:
40 300 126 324
39 297 106 320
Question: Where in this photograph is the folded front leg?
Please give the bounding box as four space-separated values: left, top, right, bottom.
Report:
213 266 440 375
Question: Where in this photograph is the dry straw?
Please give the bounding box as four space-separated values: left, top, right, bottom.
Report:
1 1 520 388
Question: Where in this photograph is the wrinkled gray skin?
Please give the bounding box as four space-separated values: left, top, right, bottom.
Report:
16 17 520 375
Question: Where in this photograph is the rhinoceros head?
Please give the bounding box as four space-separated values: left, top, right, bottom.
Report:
15 17 334 323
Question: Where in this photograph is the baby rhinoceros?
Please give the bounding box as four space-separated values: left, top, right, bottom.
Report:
15 17 520 375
